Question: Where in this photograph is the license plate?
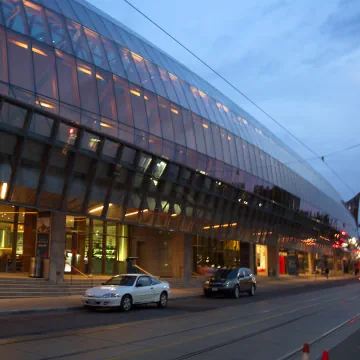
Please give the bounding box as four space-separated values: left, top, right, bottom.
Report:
212 288 218 292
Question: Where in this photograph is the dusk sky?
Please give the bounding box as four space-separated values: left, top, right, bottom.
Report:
90 0 360 201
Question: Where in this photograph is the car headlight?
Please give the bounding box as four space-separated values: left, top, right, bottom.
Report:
102 293 120 298
205 281 210 285
225 282 232 287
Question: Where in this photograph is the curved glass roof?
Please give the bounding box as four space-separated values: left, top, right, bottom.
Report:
0 0 356 234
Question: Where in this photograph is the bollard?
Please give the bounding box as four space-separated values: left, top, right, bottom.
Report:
321 350 329 360
301 343 310 360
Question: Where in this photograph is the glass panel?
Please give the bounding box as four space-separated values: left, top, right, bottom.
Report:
192 113 206 154
86 9 111 39
108 23 127 48
113 75 133 127
145 61 167 98
0 102 26 128
235 137 246 171
23 0 51 44
158 96 174 142
144 90 161 137
220 127 231 165
170 103 186 147
107 167 128 220
1 0 28 34
55 50 80 107
158 67 178 103
180 79 199 114
69 1 95 30
65 155 91 212
181 108 196 150
55 0 78 21
45 9 73 54
201 118 215 158
0 27 8 86
40 0 60 12
7 31 34 91
129 84 148 131
11 140 45 205
210 123 224 161
148 134 162 155
168 72 189 109
66 19 92 63
96 68 116 120
118 46 141 85
190 86 208 119
32 42 58 100
76 60 99 114
227 133 239 168
81 131 100 153
29 112 53 138
117 28 140 53
199 91 217 124
131 52 154 92
84 28 109 70
38 146 66 208
247 143 258 176
101 37 126 79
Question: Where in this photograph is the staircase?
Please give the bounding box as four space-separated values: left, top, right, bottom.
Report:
0 275 205 299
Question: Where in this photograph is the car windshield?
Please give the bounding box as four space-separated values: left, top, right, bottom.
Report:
212 269 238 280
104 276 137 286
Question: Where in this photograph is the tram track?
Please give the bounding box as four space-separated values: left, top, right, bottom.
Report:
10 292 358 360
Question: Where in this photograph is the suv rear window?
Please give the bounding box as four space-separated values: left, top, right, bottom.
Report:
213 269 238 280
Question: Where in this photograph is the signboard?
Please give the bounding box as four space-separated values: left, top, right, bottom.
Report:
36 212 51 258
287 255 298 275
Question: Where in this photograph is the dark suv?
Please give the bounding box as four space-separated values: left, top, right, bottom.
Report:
203 268 256 299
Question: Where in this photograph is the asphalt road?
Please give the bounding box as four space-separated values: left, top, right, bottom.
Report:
0 278 358 341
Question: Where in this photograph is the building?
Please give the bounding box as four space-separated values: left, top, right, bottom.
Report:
0 0 357 281
345 194 360 229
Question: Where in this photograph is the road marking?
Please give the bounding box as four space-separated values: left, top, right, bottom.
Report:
108 296 343 359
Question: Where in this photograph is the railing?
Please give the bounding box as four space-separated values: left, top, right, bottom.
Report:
70 265 94 287
134 264 154 277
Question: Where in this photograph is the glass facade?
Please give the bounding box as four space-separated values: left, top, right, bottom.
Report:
0 0 357 279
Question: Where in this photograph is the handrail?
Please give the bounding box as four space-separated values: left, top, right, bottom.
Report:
134 264 154 277
71 265 92 278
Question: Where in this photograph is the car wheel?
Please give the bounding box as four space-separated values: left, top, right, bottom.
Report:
248 284 256 296
120 295 132 312
233 285 240 299
204 290 212 298
157 292 168 308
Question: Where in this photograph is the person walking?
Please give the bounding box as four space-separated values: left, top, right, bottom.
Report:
325 267 329 279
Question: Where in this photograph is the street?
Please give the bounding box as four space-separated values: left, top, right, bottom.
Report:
1 279 359 359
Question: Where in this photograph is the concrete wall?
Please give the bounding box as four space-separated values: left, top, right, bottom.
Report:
267 245 279 277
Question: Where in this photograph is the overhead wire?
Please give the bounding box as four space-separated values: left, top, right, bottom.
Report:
123 0 357 197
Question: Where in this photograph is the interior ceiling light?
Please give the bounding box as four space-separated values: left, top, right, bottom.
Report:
0 183 8 200
130 89 141 97
9 39 28 49
77 66 92 75
32 47 48 56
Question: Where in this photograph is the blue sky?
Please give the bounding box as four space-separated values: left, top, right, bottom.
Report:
90 0 360 201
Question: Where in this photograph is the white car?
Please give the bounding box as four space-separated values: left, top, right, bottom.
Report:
82 274 171 312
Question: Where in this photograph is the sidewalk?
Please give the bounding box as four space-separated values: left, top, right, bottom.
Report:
0 274 355 317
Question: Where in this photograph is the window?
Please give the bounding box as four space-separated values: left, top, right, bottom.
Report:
69 1 95 30
180 80 199 114
170 103 186 147
23 0 51 44
144 90 161 137
192 113 206 154
46 9 73 54
0 28 8 85
168 72 189 108
137 276 151 287
101 37 126 79
41 0 60 12
56 0 78 21
129 84 148 132
87 10 111 39
84 28 109 70
158 68 178 104
33 42 58 100
77 60 99 114
228 133 239 168
158 96 174 142
55 50 80 107
210 123 224 161
66 19 92 63
181 109 196 150
96 68 116 120
113 76 133 127
1 0 28 34
105 275 136 286
131 52 154 92
190 87 208 119
202 118 215 158
144 61 167 98
151 277 161 285
118 47 141 85
7 31 34 91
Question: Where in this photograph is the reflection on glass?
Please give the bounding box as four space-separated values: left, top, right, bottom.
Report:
66 19 92 63
84 28 109 70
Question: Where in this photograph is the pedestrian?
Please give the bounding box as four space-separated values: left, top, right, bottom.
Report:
325 267 329 279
